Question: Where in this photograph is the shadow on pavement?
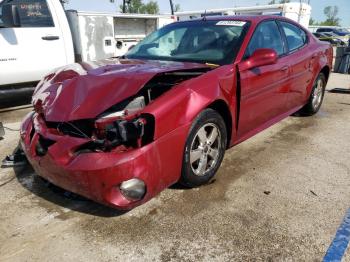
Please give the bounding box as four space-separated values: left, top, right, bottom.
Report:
328 88 350 94
13 164 128 217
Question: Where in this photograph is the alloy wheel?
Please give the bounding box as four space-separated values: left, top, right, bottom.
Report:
190 123 221 176
312 78 324 110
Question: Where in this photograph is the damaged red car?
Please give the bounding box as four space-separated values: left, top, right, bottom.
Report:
20 16 333 210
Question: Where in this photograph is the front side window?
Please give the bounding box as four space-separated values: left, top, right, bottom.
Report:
245 20 284 58
280 22 307 52
126 20 250 65
0 0 54 27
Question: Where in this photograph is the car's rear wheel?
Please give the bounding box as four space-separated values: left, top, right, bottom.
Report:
298 73 326 116
179 109 227 187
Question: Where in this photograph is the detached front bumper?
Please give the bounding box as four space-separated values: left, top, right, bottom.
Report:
20 113 189 210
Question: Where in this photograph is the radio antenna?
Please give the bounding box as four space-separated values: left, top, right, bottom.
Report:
203 10 207 21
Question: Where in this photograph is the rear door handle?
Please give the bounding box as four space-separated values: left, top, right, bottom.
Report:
42 35 60 41
281 66 288 71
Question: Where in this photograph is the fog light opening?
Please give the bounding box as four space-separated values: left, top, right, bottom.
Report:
120 178 146 201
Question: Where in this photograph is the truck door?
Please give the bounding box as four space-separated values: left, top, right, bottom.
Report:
0 0 67 86
237 20 290 138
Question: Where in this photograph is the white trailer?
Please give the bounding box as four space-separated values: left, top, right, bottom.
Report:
176 2 312 28
66 11 176 61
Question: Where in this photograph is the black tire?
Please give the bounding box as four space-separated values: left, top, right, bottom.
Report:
298 73 326 116
179 109 227 188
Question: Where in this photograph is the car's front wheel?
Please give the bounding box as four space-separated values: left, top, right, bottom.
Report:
298 73 326 116
179 109 227 188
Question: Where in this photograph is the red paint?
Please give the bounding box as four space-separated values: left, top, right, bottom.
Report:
21 16 333 210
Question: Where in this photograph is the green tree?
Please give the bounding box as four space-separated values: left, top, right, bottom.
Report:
268 0 276 4
321 6 340 26
279 0 290 3
309 17 319 26
120 0 159 14
140 1 159 14
174 3 181 12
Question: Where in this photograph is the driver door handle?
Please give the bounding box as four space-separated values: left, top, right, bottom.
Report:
42 35 60 41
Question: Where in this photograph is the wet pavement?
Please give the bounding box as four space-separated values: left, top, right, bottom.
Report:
0 73 349 261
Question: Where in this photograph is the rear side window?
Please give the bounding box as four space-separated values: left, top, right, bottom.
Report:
280 22 307 52
5 0 54 27
245 20 284 58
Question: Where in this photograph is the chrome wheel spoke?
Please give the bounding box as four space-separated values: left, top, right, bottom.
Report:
207 127 218 145
197 155 208 175
190 148 202 164
208 148 219 160
197 127 207 144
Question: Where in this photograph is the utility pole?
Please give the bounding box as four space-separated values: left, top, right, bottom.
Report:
169 0 174 15
122 0 126 13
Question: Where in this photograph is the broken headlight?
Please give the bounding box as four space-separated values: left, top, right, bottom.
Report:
99 96 146 120
95 96 147 147
75 96 154 154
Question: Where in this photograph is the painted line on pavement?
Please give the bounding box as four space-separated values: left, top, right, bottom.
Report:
323 208 350 262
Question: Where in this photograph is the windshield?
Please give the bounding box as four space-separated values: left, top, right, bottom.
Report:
125 20 250 65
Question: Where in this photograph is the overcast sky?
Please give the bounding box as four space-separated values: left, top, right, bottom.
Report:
66 0 350 26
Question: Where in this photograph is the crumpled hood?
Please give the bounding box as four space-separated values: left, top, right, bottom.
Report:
33 58 210 122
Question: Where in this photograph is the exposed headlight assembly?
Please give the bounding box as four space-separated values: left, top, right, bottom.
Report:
75 96 154 154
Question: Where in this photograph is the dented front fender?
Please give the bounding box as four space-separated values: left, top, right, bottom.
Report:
143 65 237 144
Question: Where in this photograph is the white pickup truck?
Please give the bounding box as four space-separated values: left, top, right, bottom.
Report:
0 0 175 105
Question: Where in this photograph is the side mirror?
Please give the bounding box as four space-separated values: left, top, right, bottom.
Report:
1 4 21 28
239 48 278 71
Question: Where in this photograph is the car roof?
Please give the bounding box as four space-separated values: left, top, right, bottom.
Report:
175 15 308 31
178 15 296 24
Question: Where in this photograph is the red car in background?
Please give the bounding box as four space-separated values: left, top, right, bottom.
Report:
20 16 333 210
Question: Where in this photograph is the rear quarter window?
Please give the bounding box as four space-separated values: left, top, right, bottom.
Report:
280 21 307 52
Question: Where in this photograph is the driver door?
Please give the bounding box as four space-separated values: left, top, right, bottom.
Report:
237 20 291 138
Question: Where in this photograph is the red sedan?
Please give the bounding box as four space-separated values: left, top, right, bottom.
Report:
20 16 333 210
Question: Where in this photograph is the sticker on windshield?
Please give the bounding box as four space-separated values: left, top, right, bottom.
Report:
216 21 246 26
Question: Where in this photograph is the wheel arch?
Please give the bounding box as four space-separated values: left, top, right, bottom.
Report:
207 99 233 149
